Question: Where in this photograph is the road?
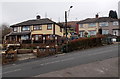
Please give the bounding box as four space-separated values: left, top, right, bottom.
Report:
2 44 119 77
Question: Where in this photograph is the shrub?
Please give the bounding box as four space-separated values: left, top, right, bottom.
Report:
65 36 104 52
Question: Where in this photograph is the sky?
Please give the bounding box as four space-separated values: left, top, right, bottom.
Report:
0 0 120 26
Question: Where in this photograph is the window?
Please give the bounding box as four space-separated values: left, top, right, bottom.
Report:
13 27 18 32
99 22 108 26
21 35 29 40
34 35 42 41
89 23 96 27
113 21 119 25
47 24 52 30
102 30 109 34
79 31 84 37
79 24 83 28
88 31 96 35
22 26 30 31
34 25 42 30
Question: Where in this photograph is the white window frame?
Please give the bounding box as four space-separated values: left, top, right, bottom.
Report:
79 24 83 28
21 35 29 40
13 27 18 32
99 22 108 26
88 31 96 35
102 30 109 34
22 26 30 31
113 21 119 26
89 23 96 27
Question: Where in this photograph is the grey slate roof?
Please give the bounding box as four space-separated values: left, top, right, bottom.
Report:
10 18 55 27
77 17 118 24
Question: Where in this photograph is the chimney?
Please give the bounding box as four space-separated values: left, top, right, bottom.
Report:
36 15 41 19
95 14 99 18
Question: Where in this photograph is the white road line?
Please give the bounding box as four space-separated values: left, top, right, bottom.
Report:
40 57 74 66
3 69 21 74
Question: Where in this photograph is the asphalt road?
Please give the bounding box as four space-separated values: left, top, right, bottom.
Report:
2 44 119 77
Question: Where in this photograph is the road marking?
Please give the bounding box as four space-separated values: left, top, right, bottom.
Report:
3 69 21 74
40 57 74 66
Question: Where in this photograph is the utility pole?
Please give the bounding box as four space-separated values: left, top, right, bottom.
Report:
65 11 67 39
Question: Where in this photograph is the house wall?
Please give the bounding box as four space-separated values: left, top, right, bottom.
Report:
79 23 98 33
31 24 53 35
55 24 63 36
31 24 64 36
98 21 119 35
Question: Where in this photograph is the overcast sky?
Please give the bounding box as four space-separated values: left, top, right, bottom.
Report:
0 0 120 25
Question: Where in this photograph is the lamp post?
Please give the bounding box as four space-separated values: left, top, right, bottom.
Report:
65 6 73 39
64 6 73 53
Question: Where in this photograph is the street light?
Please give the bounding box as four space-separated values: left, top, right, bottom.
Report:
65 6 73 39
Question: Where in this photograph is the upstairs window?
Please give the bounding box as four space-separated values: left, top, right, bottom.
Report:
22 26 30 31
79 24 83 28
99 22 108 26
113 21 119 25
89 23 96 27
34 25 42 30
47 24 52 30
13 27 18 32
88 31 96 35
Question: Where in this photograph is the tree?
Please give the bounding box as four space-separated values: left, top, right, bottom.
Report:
109 10 118 19
0 24 12 38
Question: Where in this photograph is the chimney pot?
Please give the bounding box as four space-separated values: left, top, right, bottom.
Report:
96 14 99 18
36 15 41 19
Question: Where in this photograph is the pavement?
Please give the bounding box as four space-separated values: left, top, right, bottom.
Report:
2 44 119 77
17 53 36 61
36 57 118 77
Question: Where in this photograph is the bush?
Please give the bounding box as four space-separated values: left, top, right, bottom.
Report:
65 36 104 52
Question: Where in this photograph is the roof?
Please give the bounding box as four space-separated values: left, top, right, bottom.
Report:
77 17 119 24
60 21 79 28
10 18 55 27
6 31 31 36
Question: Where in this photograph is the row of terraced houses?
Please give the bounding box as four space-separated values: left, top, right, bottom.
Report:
4 14 120 45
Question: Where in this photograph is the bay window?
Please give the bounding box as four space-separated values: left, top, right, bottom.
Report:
21 35 29 40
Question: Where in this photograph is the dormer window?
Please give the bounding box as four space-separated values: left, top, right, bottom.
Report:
22 26 30 31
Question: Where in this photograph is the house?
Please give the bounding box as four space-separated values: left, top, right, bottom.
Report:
60 21 79 38
5 15 64 45
76 15 120 37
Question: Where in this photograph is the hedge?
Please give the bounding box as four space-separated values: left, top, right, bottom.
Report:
65 36 104 52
